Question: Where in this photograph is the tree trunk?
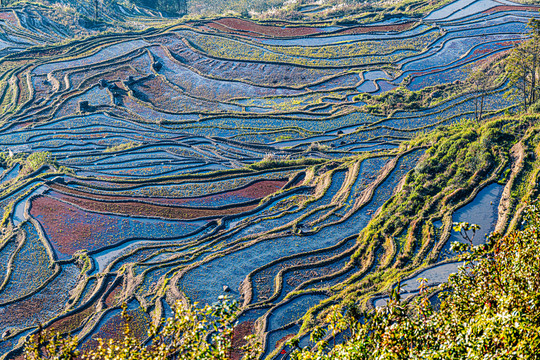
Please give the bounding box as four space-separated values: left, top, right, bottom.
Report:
533 41 538 105
474 93 479 120
532 54 537 105
479 94 485 121
523 77 528 109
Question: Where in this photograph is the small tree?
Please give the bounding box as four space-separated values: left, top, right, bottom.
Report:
505 19 540 110
465 64 492 121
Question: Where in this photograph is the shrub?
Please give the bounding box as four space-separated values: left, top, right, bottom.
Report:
288 205 540 359
24 296 262 360
530 100 540 113
26 151 53 171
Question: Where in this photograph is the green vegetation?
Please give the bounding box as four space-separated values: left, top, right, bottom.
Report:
506 19 540 111
26 152 53 171
104 142 140 153
279 115 525 339
287 208 540 359
25 296 261 360
248 155 325 171
359 60 506 117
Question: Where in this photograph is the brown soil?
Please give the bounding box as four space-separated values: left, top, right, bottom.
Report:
49 191 259 220
496 141 524 233
211 18 321 37
230 320 255 360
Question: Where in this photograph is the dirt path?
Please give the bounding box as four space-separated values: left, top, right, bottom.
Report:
495 141 524 233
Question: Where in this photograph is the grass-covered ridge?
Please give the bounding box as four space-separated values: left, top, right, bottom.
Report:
241 112 529 356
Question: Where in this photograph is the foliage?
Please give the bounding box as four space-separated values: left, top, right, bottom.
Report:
361 56 506 117
26 151 54 171
464 63 494 121
362 117 512 249
104 142 139 153
25 330 80 360
24 296 262 360
505 19 540 111
289 204 540 359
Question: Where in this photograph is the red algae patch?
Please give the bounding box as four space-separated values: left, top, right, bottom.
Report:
49 179 287 207
47 190 259 220
48 306 97 334
337 21 416 35
484 5 540 14
231 320 256 360
0 12 18 26
30 196 210 259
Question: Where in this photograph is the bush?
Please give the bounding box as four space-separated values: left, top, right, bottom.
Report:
289 205 540 359
24 296 262 360
26 151 53 171
530 100 540 113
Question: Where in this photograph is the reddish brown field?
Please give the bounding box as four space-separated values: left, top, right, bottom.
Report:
50 179 286 206
210 18 322 37
105 283 123 307
47 190 259 220
231 320 255 360
484 5 540 14
30 196 113 257
0 12 18 26
30 196 210 258
276 334 295 349
337 21 416 35
53 192 257 219
475 50 511 67
48 305 97 334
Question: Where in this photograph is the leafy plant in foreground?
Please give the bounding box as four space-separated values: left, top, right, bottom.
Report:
24 296 261 360
289 204 540 359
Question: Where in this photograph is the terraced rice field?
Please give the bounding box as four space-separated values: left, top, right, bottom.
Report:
0 0 537 358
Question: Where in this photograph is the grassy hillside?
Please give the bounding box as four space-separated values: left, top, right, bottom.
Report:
287 113 538 326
